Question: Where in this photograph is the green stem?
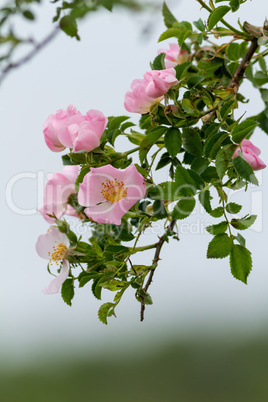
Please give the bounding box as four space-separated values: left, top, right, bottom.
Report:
200 106 218 117
195 0 248 37
121 147 140 157
131 243 157 254
222 199 232 237
105 146 140 165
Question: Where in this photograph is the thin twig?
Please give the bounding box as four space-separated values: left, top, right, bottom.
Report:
0 25 60 85
140 219 176 321
204 37 259 123
229 37 258 89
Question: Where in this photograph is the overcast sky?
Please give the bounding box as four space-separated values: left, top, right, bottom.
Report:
1 0 268 366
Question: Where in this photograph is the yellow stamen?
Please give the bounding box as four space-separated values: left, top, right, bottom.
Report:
49 242 67 265
101 179 127 204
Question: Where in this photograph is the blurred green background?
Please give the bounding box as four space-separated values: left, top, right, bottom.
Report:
2 332 268 402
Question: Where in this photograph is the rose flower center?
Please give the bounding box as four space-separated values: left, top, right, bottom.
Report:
48 242 67 264
101 179 127 204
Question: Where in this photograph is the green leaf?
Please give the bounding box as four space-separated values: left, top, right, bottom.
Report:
158 28 182 43
162 2 177 28
156 152 171 170
258 36 268 46
23 10 35 20
61 278 74 306
220 100 235 121
121 121 135 131
226 202 242 214
216 144 237 179
208 6 231 30
79 273 98 288
175 165 197 196
232 119 258 143
230 245 252 284
105 245 129 254
260 88 268 103
187 75 205 88
229 0 240 12
209 132 229 160
201 166 219 182
188 169 205 190
98 302 115 325
258 56 267 74
109 116 129 130
178 30 192 47
191 157 210 175
193 18 205 31
151 52 166 70
236 233 246 247
164 128 182 158
198 189 212 213
76 166 90 185
128 130 146 145
136 289 153 305
210 207 224 218
232 155 258 185
153 200 168 219
254 71 268 87
62 154 74 165
139 127 167 164
69 151 87 164
92 278 104 300
174 61 191 81
227 43 240 61
173 21 192 31
206 221 228 235
204 131 225 157
117 229 135 242
207 233 233 259
198 59 223 77
181 99 198 116
148 182 183 201
172 197 196 220
60 15 80 40
230 215 257 230
183 128 203 156
101 280 127 291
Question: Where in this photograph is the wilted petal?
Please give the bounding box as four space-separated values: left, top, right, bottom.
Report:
42 260 70 294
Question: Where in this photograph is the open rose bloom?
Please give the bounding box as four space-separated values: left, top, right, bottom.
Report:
36 226 70 294
43 105 108 152
124 69 178 114
233 139 266 171
78 164 147 225
158 43 190 68
39 165 79 223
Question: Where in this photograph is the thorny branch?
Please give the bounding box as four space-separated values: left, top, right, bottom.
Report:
204 37 259 123
140 219 176 321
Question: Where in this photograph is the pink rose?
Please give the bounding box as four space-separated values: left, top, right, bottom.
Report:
233 139 266 171
36 226 70 294
43 105 77 152
39 165 79 223
78 164 147 225
43 106 108 152
124 69 178 114
158 43 189 68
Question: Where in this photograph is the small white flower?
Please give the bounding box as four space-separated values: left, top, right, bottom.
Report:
36 226 70 294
